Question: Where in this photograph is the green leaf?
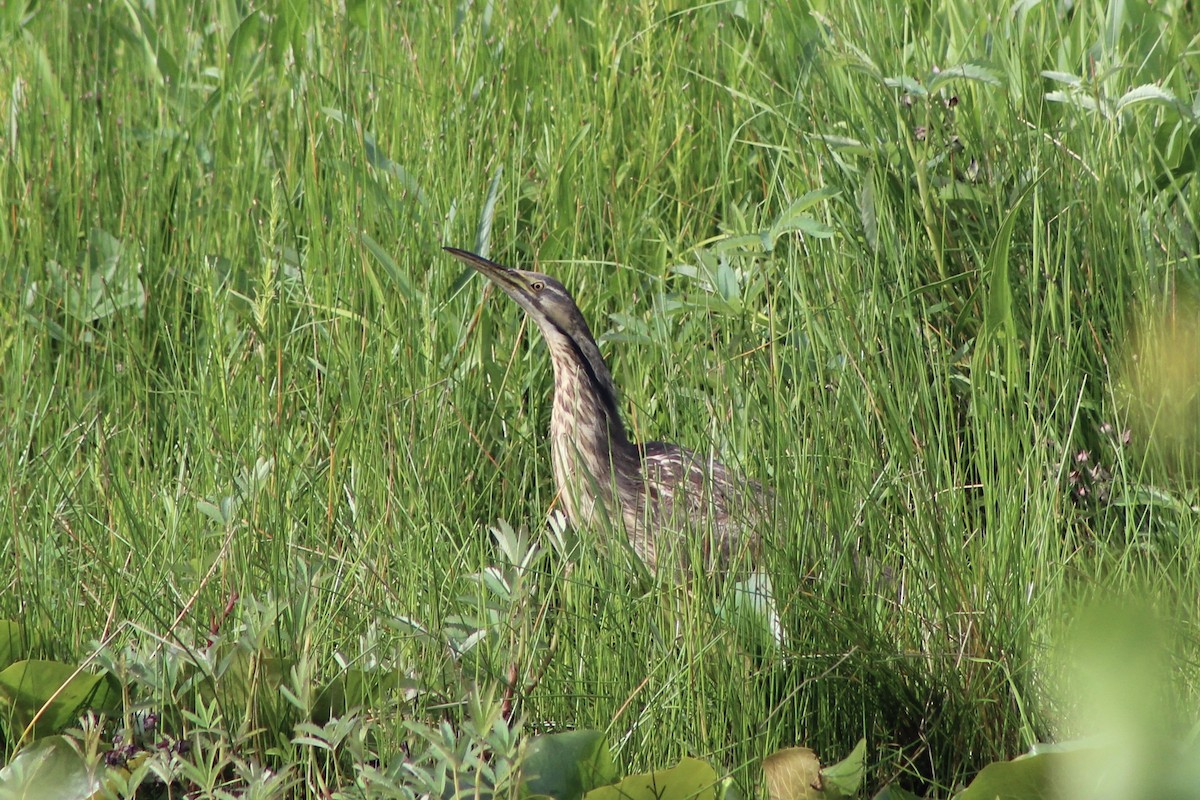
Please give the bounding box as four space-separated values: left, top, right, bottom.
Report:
118 0 181 86
0 661 120 737
0 736 99 800
46 228 146 329
226 11 264 81
476 165 505 256
195 498 230 526
927 62 1003 92
1045 90 1105 115
359 231 418 306
277 0 311 63
204 650 288 710
1040 70 1083 87
954 750 1081 799
768 188 840 247
709 233 766 254
362 129 429 207
313 668 420 723
716 776 744 800
345 0 369 28
870 787 922 800
1115 84 1180 115
938 181 988 202
715 263 741 304
0 0 36 37
858 174 878 253
882 75 925 95
776 216 836 241
0 621 24 671
584 758 719 800
522 730 617 800
982 177 1039 347
821 739 866 796
811 135 871 156
775 187 842 218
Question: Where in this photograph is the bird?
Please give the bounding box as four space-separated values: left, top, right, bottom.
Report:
445 246 767 576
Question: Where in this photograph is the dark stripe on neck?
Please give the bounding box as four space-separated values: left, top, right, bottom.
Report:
556 322 624 433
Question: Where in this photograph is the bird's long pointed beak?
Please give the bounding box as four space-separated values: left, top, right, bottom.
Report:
444 247 522 291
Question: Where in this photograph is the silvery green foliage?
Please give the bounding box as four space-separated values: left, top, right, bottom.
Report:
343 687 523 800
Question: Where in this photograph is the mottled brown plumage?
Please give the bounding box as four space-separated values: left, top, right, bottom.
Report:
445 247 766 574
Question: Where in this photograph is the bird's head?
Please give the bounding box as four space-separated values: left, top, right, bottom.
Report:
444 247 595 350
444 246 625 428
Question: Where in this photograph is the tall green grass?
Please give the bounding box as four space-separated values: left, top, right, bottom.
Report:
2 0 1198 795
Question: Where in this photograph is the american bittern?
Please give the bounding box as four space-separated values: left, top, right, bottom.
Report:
446 247 766 574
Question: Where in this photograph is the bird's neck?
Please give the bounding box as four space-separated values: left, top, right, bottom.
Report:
546 350 641 531
548 353 633 457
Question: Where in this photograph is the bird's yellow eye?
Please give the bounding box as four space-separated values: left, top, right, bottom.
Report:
530 280 546 292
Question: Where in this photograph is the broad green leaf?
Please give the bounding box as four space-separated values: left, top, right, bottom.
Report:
226 11 264 81
811 135 871 156
927 62 1003 92
715 263 741 304
709 234 766 254
833 38 881 81
1045 91 1104 114
585 758 719 800
0 736 99 800
770 216 835 243
882 75 924 95
938 181 988 202
313 668 420 723
871 787 922 800
982 177 1038 347
717 776 744 800
858 175 878 253
1115 84 1180 115
768 188 840 246
204 649 289 710
522 730 617 800
268 2 300 66
0 661 120 737
775 187 842 219
120 0 181 86
0 621 23 671
954 750 1080 799
41 229 145 333
346 0 369 27
1040 70 1083 86
821 739 866 796
195 498 230 526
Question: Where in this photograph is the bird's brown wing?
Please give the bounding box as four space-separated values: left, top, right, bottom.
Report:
634 441 767 573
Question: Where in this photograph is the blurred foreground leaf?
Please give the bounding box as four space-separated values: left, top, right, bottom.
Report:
585 757 720 800
523 729 617 800
0 735 98 800
0 660 120 738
